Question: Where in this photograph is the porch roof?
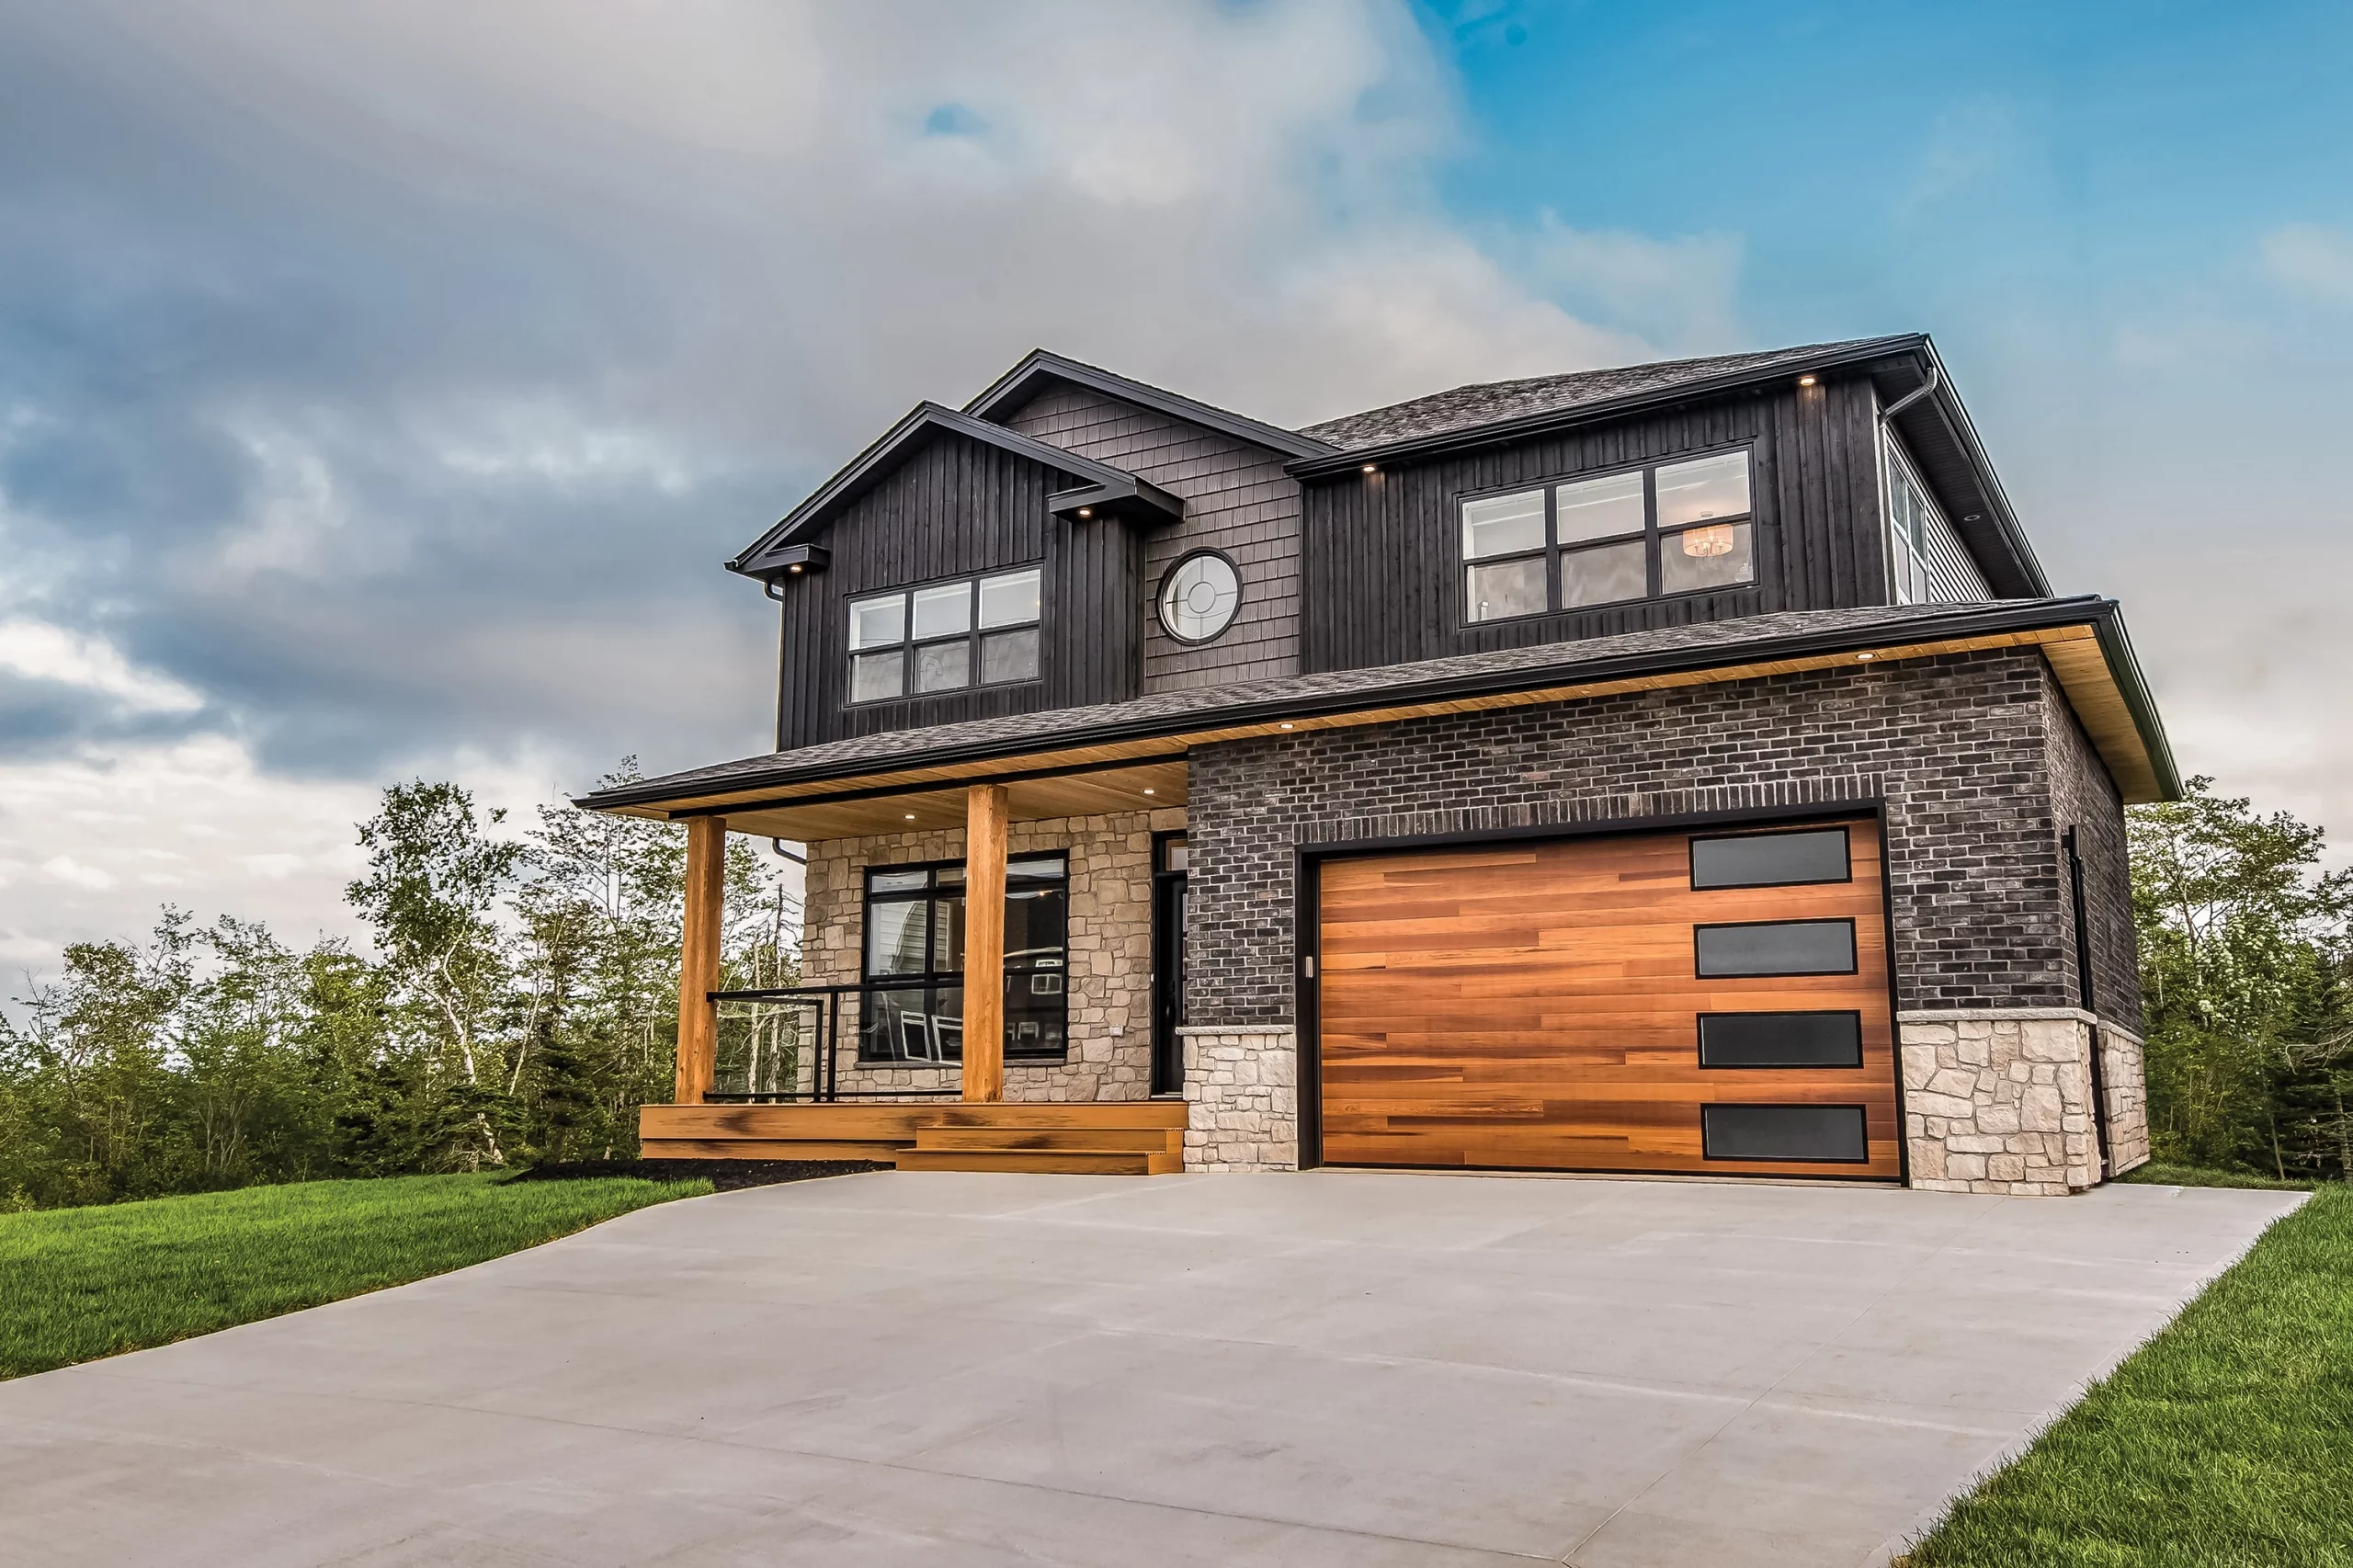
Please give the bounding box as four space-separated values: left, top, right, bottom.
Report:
579 597 2178 839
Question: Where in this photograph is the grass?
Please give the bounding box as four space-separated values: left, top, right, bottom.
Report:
2120 1161 2317 1191
1900 1184 2353 1567
0 1172 709 1381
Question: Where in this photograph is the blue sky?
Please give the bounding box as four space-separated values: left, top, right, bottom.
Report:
0 0 2347 967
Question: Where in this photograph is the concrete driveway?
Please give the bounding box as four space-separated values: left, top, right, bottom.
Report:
0 1172 2301 1568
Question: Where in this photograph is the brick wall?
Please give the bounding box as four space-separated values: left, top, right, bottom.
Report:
2043 681 2144 1035
1187 648 2105 1026
801 810 1175 1102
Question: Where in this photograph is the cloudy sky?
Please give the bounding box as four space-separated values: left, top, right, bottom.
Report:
2 0 2348 977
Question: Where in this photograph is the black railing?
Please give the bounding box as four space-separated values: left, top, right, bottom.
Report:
707 983 963 1102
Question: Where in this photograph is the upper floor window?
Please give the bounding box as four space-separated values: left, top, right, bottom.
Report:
1461 449 1755 623
1884 440 1937 606
847 567 1041 703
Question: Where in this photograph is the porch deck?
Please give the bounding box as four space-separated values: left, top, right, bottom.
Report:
640 1100 1189 1175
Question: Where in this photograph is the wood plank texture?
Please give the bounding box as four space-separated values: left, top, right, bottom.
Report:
635 1098 1189 1174
961 782 1009 1102
672 816 726 1106
1317 817 1901 1179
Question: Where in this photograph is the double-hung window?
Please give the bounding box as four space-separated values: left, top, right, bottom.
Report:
1884 440 1936 605
1461 449 1756 623
859 854 1069 1063
847 567 1041 703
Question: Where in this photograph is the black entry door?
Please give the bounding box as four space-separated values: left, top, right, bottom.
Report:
1151 832 1188 1096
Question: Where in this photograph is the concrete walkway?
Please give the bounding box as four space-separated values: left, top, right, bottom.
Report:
0 1172 2302 1568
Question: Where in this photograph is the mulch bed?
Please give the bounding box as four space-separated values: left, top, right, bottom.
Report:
508 1159 890 1191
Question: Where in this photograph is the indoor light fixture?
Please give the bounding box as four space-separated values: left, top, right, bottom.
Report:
1680 524 1735 558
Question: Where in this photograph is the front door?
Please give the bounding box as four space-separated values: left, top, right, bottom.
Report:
1151 832 1188 1096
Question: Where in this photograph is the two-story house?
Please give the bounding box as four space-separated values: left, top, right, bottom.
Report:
583 334 2172 1196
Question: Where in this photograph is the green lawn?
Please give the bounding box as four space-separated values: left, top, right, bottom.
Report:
0 1173 708 1381
2120 1161 2316 1191
1901 1185 2353 1566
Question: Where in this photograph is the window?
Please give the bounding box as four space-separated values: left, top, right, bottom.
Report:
1885 439 1937 606
1693 919 1858 978
1697 1011 1865 1069
1699 1104 1869 1163
858 855 1068 1062
1688 827 1851 890
1461 449 1755 623
847 567 1041 703
1157 551 1242 643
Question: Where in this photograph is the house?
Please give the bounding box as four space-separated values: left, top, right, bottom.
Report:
580 334 2170 1195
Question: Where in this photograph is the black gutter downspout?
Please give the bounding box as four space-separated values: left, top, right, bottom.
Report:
2064 826 2113 1179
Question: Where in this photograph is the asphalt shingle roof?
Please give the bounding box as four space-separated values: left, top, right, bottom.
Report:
1298 337 1907 452
582 599 2069 809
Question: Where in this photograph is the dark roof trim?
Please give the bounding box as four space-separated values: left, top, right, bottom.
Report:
578 597 2170 812
2090 608 2181 799
1877 342 2052 599
963 348 1336 460
1286 335 1926 478
1046 473 1185 524
728 403 1155 579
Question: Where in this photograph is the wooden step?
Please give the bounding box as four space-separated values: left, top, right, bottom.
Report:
913 1126 1183 1154
892 1148 1171 1176
916 1102 1188 1131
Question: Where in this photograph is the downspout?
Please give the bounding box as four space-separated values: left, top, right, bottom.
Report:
758 574 807 868
1881 361 1940 422
2064 826 2114 1179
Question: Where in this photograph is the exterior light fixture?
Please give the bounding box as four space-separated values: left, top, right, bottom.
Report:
1077 506 1092 517
1857 652 1876 662
788 563 803 574
1279 722 1295 730
1798 374 1818 387
904 812 916 820
1361 463 1377 474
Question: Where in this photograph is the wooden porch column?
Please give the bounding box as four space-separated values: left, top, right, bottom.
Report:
674 815 726 1106
961 783 1009 1102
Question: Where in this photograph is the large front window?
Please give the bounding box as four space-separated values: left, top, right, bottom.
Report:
847 567 1042 703
1461 449 1755 623
858 855 1068 1062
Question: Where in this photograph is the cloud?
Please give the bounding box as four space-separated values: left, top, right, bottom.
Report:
0 0 1748 961
2261 223 2353 304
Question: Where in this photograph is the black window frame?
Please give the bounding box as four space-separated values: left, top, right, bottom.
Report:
857 853 1070 1064
1688 825 1854 891
844 565 1044 707
1699 1103 1871 1164
1457 444 1757 627
1692 917 1859 979
1696 1010 1866 1070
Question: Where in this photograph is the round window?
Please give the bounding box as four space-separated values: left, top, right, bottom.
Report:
1156 551 1241 643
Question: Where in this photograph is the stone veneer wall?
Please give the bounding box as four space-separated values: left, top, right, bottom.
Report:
801 808 1182 1102
1899 1011 2154 1193
1180 1027 1298 1171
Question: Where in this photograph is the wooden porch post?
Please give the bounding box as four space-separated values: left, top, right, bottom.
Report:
674 815 726 1106
962 783 1009 1102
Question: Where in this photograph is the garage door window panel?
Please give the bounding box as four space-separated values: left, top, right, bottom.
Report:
1695 919 1858 977
1689 826 1852 890
1701 1104 1870 1164
1698 1011 1865 1069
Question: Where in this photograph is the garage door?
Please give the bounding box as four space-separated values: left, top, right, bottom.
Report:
1315 817 1901 1179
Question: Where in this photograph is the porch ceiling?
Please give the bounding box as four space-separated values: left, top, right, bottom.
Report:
705 758 1185 840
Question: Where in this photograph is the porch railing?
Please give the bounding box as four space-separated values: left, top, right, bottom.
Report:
707 984 963 1102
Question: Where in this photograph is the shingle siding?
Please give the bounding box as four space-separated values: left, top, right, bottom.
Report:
1185 648 2131 1029
1002 382 1302 690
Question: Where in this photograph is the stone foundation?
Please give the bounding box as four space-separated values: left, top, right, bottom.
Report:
1899 1009 2144 1195
1180 1027 1297 1171
801 810 1177 1102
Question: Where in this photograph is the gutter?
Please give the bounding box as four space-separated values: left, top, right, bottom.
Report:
576 596 2159 812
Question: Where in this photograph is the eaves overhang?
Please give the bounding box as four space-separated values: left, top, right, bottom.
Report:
727 402 1170 581
579 597 2181 829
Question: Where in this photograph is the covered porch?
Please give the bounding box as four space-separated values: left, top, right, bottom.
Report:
614 753 1196 1174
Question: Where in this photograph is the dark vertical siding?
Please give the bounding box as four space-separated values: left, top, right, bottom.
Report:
1301 376 1899 673
771 430 1138 749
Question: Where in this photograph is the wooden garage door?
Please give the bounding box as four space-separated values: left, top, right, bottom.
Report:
1316 817 1900 1179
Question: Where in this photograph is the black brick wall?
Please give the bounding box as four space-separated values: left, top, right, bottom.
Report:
1186 648 2128 1027
2044 682 2143 1033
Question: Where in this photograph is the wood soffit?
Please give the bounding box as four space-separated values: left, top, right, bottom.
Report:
603 621 2166 832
